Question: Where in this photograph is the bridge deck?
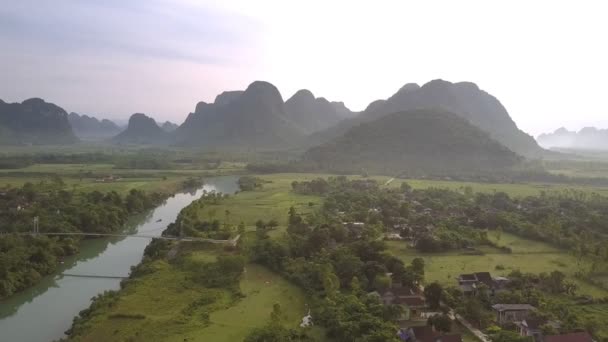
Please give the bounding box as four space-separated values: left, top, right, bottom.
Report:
11 232 240 245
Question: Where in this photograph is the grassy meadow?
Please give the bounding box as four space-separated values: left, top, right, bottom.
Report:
195 173 329 233
0 162 244 194
377 176 608 197
386 232 608 298
69 244 326 342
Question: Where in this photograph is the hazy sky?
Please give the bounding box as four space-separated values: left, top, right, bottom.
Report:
1 0 606 135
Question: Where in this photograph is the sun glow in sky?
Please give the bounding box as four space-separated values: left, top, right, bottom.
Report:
1 0 607 135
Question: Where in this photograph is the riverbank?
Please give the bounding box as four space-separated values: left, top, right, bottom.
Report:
60 174 329 341
64 240 324 342
0 176 240 342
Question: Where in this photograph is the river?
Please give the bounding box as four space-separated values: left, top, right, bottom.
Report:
0 176 239 342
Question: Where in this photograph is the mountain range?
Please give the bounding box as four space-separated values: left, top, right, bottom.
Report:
112 113 169 145
537 127 608 150
308 80 543 158
0 98 77 145
68 112 123 141
1 80 545 169
303 108 522 175
175 81 303 148
284 89 356 135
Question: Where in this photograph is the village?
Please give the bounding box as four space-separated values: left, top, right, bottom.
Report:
326 177 603 342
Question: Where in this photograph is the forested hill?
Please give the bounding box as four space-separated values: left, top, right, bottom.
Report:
174 81 305 149
68 112 122 141
0 98 78 145
309 79 543 158
303 108 522 176
284 89 356 134
112 113 169 145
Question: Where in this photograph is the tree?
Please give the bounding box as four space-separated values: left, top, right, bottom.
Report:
224 210 231 228
267 219 279 230
410 257 425 281
255 220 268 238
400 182 412 193
424 282 443 309
373 274 392 292
460 297 494 328
427 314 452 333
490 330 531 342
350 276 363 295
270 303 283 324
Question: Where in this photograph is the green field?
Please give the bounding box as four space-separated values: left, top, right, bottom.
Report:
196 173 328 232
386 232 608 298
378 176 608 197
70 248 325 342
0 162 244 194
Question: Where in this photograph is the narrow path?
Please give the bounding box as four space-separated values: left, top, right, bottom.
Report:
454 313 490 342
418 284 490 342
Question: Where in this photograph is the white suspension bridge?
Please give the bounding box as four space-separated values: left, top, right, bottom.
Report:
3 217 241 279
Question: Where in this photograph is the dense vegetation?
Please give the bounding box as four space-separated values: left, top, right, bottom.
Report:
58 174 608 341
247 181 434 341
238 176 266 191
0 151 223 170
0 180 165 299
162 191 236 240
288 177 608 340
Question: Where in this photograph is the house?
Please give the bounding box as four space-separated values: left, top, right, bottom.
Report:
518 319 560 342
457 272 509 295
491 304 536 325
544 332 594 342
457 272 493 294
395 296 427 320
517 318 546 341
377 286 427 320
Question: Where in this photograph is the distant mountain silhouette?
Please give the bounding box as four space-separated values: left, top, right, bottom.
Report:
112 113 168 145
175 81 305 149
537 127 608 150
285 89 355 134
0 98 77 145
160 121 178 132
304 108 522 175
309 79 543 158
214 91 244 106
68 112 122 140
